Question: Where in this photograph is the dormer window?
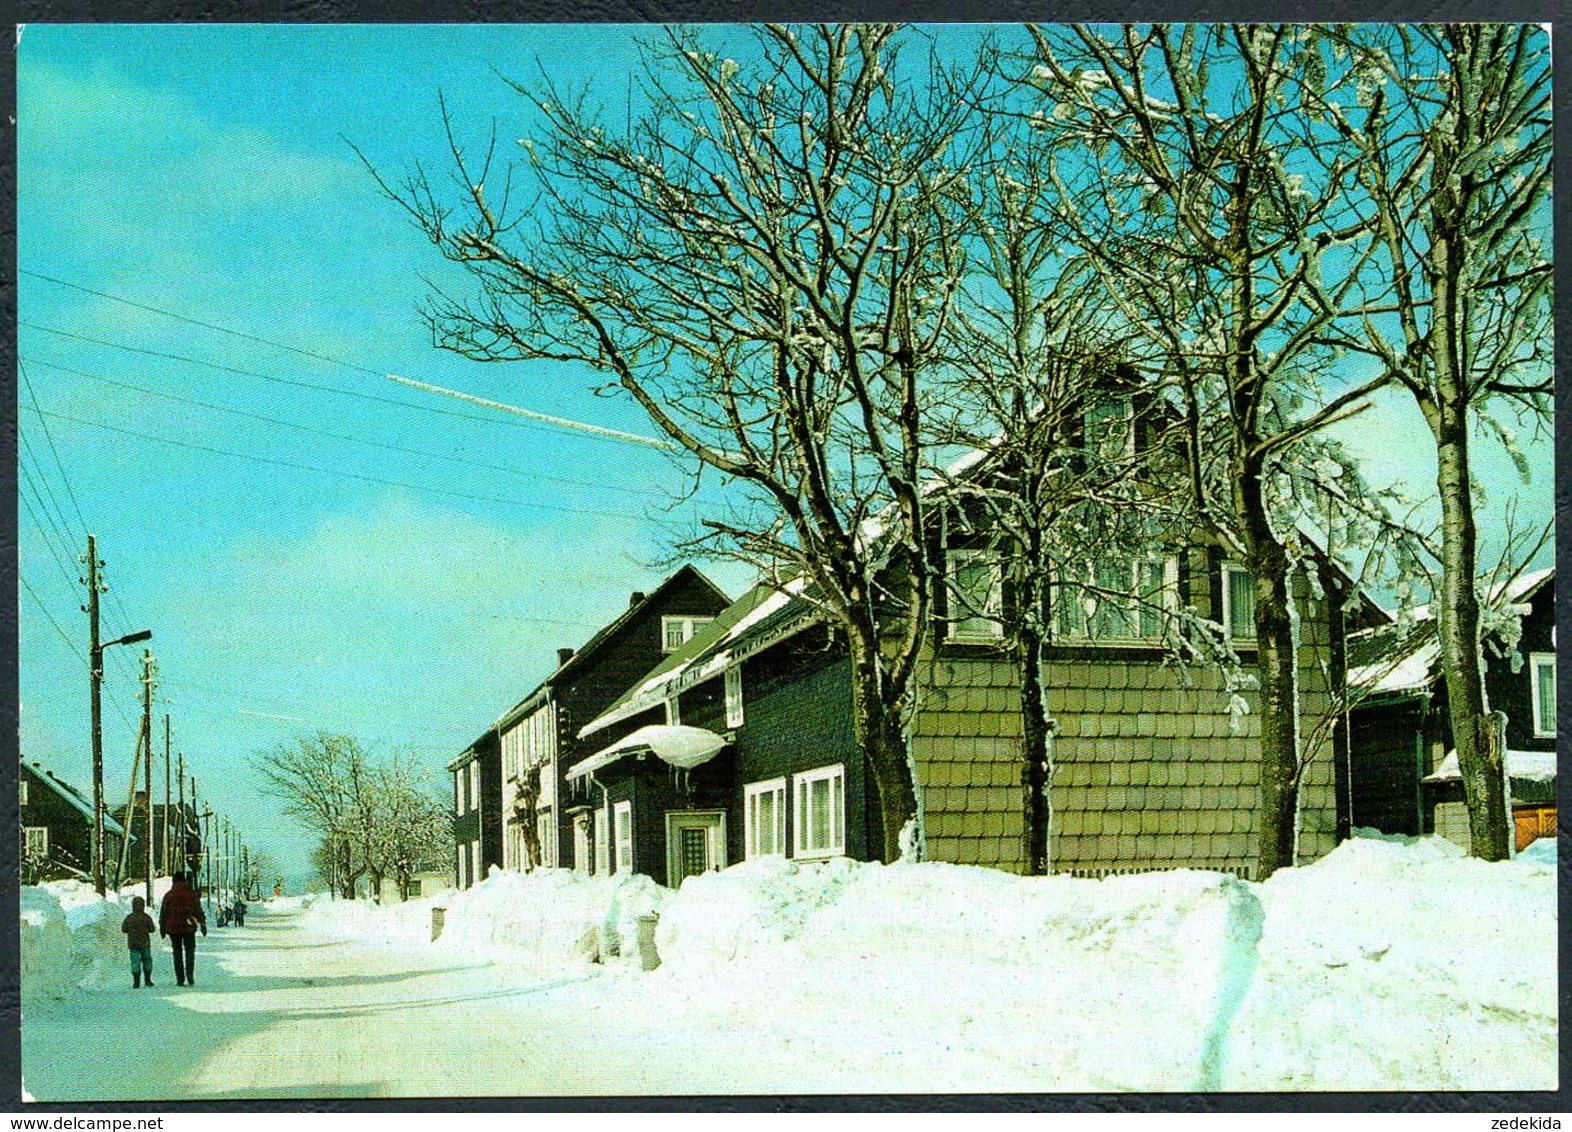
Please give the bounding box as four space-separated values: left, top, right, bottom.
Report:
1084 395 1135 462
663 615 714 653
1054 555 1176 643
946 548 1005 641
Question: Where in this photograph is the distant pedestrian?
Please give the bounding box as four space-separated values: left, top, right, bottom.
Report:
121 896 156 989
159 872 207 986
233 898 247 927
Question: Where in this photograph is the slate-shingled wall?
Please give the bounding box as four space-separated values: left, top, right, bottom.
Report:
914 549 1343 879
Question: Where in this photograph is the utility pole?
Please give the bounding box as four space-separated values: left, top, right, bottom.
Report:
201 808 213 917
162 715 171 878
142 649 155 906
177 753 186 874
115 719 146 889
190 776 199 885
84 536 104 895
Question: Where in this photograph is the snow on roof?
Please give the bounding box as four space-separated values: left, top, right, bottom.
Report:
579 576 818 739
1423 748 1557 785
26 761 128 836
1348 634 1442 698
566 725 727 782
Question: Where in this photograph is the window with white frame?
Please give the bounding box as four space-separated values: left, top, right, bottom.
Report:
471 842 482 886
744 777 787 859
662 615 714 653
536 808 556 868
614 801 634 872
503 705 556 782
595 803 610 875
1530 652 1556 738
1055 556 1177 643
458 845 468 888
23 826 47 859
19 779 27 807
454 771 463 814
468 764 480 813
1221 563 1256 641
725 667 745 729
947 549 1005 640
793 764 845 860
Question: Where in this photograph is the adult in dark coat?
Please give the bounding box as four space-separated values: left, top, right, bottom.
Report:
159 872 208 986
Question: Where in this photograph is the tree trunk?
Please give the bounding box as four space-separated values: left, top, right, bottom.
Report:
1017 613 1054 876
1240 475 1303 881
847 621 919 863
1434 416 1513 859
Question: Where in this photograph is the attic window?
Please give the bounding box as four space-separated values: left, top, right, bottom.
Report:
24 827 47 859
1084 395 1135 462
947 549 1004 641
663 615 714 653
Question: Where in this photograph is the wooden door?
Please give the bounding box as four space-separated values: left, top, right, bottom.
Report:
1513 804 1557 852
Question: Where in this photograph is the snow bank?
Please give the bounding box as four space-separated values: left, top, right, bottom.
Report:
21 880 175 1005
303 866 667 971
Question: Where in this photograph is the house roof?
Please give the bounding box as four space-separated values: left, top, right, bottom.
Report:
579 575 821 739
1424 747 1556 785
24 760 128 837
460 564 729 755
1348 566 1555 700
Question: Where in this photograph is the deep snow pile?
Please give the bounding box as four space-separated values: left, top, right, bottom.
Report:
290 835 1556 1091
21 878 176 1005
302 865 667 971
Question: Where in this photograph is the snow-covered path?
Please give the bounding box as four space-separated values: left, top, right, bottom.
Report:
23 904 624 1101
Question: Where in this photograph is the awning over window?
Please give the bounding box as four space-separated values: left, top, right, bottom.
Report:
565 724 728 782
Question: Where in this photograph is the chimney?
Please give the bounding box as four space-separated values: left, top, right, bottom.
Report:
629 591 646 607
557 647 575 667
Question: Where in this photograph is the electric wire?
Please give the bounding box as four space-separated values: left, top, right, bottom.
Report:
23 405 659 523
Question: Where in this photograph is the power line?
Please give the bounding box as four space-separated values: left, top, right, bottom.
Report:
19 359 91 534
20 574 144 738
21 268 386 377
19 314 663 454
22 405 658 523
22 354 667 501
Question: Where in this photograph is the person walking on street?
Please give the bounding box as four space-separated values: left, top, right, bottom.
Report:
233 898 247 927
159 872 207 986
121 896 156 989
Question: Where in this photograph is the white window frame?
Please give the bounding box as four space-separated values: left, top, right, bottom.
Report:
595 802 610 875
947 548 1005 642
23 826 48 858
661 615 715 653
614 800 634 873
572 812 592 874
725 667 745 729
19 779 27 807
793 763 846 861
1530 652 1556 739
471 841 482 887
458 845 468 888
744 777 787 859
454 771 463 814
1055 555 1179 645
469 764 480 814
1220 562 1255 641
536 807 556 869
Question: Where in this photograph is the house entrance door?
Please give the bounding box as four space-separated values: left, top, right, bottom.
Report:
664 811 726 887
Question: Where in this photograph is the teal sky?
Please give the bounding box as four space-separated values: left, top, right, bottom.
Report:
17 24 1553 887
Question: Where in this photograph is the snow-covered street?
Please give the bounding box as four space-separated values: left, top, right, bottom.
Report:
22 835 1560 1100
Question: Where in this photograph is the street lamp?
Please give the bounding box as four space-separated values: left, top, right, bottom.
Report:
92 627 152 896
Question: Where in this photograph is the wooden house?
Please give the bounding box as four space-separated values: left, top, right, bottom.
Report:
451 565 730 881
447 730 501 890
572 528 1376 885
1348 567 1556 851
20 760 129 884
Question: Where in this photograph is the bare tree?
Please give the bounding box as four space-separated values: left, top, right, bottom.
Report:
1024 25 1401 878
359 25 987 860
254 733 372 899
1338 24 1552 859
369 752 453 901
